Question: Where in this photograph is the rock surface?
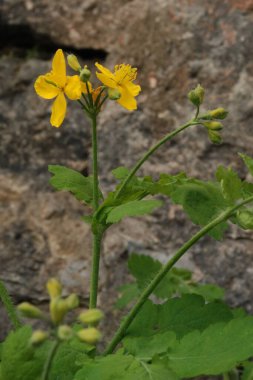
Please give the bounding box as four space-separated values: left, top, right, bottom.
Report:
1 0 253 345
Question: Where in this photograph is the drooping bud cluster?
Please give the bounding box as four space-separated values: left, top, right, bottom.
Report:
17 278 103 347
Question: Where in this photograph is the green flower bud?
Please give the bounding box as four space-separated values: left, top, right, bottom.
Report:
107 88 121 100
76 328 101 345
57 325 73 341
50 298 69 325
47 278 62 299
67 54 81 72
66 294 79 310
17 302 43 319
203 121 223 131
236 210 253 230
208 107 228 120
30 330 48 346
80 67 91 82
208 130 222 145
188 84 205 107
78 308 104 325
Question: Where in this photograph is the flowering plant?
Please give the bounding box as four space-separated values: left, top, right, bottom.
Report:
1 49 253 380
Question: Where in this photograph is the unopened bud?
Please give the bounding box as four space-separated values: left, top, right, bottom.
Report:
17 302 43 319
107 88 121 100
188 84 205 107
47 278 62 299
80 67 91 82
208 130 222 145
30 330 48 346
50 298 68 325
65 294 79 310
236 210 253 230
78 309 104 325
76 328 101 345
67 54 81 72
204 121 223 131
208 107 228 120
57 325 73 341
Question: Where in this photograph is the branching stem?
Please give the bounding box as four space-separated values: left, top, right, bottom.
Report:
104 195 253 354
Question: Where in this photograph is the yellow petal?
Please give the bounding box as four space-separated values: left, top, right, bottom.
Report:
95 62 114 78
96 72 117 89
50 92 66 127
81 81 93 94
52 49 66 88
65 75 82 100
34 75 60 99
124 82 141 97
117 87 137 111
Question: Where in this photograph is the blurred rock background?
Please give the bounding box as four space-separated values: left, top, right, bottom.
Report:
0 0 253 342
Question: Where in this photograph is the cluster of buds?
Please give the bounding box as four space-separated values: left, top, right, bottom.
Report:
188 84 228 145
67 54 91 83
17 278 103 346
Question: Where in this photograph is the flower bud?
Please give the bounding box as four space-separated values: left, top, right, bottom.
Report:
47 278 62 299
236 210 253 230
67 54 81 72
17 302 43 319
78 308 104 325
57 325 73 341
76 328 101 345
107 88 121 100
203 121 223 131
50 298 69 325
65 294 79 310
30 330 48 346
208 130 222 145
80 67 91 82
208 107 228 120
188 84 205 107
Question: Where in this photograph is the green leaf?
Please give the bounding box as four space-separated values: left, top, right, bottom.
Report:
112 166 130 180
74 353 178 380
126 295 233 339
106 200 162 224
115 283 140 309
127 253 224 302
168 317 253 377
239 153 253 176
242 362 253 380
0 326 48 380
216 165 242 203
170 180 229 239
48 165 101 206
49 341 87 380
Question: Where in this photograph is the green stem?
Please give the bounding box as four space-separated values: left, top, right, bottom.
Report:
114 120 198 199
104 195 253 355
42 340 60 380
0 279 21 330
89 114 102 309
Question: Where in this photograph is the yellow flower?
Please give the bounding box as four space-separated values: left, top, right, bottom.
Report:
34 49 83 127
95 63 141 111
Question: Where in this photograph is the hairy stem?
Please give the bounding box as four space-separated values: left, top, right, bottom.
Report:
114 120 199 199
104 195 253 354
42 340 60 380
0 279 21 330
89 114 102 309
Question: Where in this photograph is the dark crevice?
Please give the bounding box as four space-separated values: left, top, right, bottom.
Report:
0 23 108 60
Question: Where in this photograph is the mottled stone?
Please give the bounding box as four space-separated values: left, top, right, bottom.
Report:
1 0 253 344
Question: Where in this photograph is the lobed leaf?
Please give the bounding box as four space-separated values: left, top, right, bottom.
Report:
48 165 102 206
